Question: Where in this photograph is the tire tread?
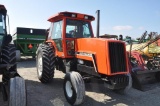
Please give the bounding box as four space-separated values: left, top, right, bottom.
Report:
37 44 55 83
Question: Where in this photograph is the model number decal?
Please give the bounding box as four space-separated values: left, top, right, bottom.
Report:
76 52 92 57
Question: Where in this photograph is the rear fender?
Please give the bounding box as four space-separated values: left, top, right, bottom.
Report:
46 40 58 55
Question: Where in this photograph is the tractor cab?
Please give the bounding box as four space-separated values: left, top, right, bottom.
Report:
0 5 12 48
47 12 95 57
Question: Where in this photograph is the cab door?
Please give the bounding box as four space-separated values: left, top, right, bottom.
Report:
48 20 64 56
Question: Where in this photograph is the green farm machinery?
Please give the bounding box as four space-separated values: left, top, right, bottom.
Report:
12 27 46 58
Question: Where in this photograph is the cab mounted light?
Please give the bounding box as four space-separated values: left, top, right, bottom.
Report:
48 12 95 22
61 12 77 18
71 14 76 18
84 16 88 19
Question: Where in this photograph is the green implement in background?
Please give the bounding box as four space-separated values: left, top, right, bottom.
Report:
12 27 46 57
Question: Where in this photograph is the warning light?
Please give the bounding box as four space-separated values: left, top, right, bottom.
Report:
28 44 33 49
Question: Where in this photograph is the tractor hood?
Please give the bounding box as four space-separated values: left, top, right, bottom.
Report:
75 38 129 75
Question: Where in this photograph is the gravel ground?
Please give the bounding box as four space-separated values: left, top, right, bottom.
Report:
0 57 160 106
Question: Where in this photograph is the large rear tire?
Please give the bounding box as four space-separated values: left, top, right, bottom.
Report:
36 44 55 83
63 72 85 105
1 44 17 83
9 77 26 106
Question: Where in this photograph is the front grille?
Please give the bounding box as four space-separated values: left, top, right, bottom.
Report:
108 42 127 73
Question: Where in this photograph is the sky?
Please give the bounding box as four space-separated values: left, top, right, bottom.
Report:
1 0 160 38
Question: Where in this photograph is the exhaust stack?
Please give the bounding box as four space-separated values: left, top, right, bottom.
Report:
96 10 100 38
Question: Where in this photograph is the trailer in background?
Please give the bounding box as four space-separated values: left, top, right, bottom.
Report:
12 27 46 58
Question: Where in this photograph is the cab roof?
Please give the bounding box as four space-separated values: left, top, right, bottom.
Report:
0 4 7 14
48 11 95 22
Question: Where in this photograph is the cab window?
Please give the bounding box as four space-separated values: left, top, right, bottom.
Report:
50 20 63 52
0 14 5 35
66 19 92 38
51 20 62 39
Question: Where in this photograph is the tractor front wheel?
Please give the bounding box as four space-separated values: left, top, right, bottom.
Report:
63 72 85 105
9 77 26 106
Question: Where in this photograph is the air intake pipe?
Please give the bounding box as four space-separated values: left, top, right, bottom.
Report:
96 10 100 38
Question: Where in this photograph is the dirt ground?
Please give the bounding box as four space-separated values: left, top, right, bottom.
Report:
1 57 160 106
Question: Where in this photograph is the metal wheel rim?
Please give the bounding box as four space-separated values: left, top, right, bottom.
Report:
37 53 43 76
66 81 73 97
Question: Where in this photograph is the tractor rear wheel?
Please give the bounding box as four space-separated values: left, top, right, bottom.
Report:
9 77 26 106
1 44 17 83
36 44 55 83
63 72 85 105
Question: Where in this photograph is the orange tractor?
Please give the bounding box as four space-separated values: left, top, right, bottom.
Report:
36 10 131 105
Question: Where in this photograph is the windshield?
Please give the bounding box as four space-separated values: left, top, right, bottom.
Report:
66 19 92 38
0 13 6 35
